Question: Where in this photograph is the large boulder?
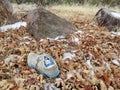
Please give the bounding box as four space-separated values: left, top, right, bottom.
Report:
95 8 120 32
0 0 13 14
26 8 76 39
0 0 15 26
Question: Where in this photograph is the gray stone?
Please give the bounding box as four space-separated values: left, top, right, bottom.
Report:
0 0 15 26
95 8 120 32
26 8 76 39
0 0 13 14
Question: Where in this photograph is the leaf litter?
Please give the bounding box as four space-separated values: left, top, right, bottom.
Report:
0 16 120 90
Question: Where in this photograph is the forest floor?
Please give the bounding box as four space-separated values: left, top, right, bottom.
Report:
0 4 120 90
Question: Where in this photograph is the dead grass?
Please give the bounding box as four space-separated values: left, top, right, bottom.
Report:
46 4 120 20
12 3 120 21
12 3 37 13
46 4 99 18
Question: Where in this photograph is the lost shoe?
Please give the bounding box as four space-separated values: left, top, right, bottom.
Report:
27 52 60 78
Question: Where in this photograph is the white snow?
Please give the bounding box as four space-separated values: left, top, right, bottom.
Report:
111 31 120 36
71 30 83 44
75 30 83 34
71 50 79 53
112 59 120 66
4 55 21 64
47 37 55 40
86 60 93 69
14 77 26 86
20 36 32 45
25 41 30 44
86 59 95 76
73 70 77 73
90 70 95 76
46 36 66 41
103 61 111 70
55 78 63 82
71 36 80 45
74 37 79 43
44 83 60 90
23 36 32 40
111 12 120 18
67 72 73 79
55 36 65 40
63 52 76 60
20 41 30 45
0 22 27 32
40 39 44 42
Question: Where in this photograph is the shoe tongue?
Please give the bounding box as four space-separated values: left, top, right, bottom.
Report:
43 55 55 68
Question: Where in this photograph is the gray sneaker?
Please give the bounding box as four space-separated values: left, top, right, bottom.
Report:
27 53 60 78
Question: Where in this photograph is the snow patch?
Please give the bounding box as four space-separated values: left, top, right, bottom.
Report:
71 36 80 44
111 12 120 18
46 37 55 40
4 55 21 64
112 59 120 66
86 60 93 69
0 22 27 32
71 50 79 53
44 83 60 90
20 41 30 45
71 30 83 44
75 30 83 34
63 52 76 60
46 36 66 41
67 72 73 79
55 78 63 82
55 36 65 40
14 77 26 86
23 36 32 40
25 41 30 44
103 61 111 70
40 39 44 42
111 31 120 36
74 37 79 43
90 70 95 76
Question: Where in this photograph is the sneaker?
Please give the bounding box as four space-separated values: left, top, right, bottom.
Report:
27 53 60 78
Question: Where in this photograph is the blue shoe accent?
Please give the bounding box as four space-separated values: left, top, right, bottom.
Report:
39 69 60 78
29 64 35 69
47 70 60 78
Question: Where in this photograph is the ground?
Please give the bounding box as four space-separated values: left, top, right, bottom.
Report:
0 4 120 90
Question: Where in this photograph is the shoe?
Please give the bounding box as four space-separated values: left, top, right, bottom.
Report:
27 53 60 78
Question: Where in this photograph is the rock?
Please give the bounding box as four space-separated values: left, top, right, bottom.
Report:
95 8 120 32
0 0 13 14
0 0 15 26
26 8 76 39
